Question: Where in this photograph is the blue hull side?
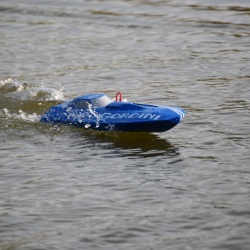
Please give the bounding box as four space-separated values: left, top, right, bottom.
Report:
40 95 185 133
105 120 178 132
71 120 178 132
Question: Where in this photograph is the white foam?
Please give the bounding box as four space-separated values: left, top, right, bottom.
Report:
1 78 65 102
87 103 100 128
0 78 24 92
2 108 40 123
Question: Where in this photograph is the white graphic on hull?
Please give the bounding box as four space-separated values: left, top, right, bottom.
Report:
100 113 162 120
166 107 185 120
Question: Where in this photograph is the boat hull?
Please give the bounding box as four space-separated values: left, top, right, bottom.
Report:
40 94 185 132
71 120 178 132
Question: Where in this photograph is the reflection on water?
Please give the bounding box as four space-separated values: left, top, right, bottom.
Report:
42 124 179 161
78 130 179 158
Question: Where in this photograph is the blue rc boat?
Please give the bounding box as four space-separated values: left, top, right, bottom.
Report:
40 92 185 132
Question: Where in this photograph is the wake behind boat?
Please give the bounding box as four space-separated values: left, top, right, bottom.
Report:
40 92 185 132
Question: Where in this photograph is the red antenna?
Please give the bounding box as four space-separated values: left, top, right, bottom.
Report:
115 92 122 102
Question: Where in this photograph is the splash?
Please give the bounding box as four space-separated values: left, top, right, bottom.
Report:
5 87 65 101
87 103 100 128
0 78 67 125
0 78 24 92
0 78 65 101
2 108 40 123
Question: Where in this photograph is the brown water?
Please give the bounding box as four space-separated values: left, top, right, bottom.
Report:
0 0 250 249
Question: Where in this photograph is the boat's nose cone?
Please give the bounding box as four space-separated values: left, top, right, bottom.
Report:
168 107 186 121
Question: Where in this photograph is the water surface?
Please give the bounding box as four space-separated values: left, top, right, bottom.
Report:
0 0 250 249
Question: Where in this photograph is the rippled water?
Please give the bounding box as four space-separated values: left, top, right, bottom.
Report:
1 0 250 249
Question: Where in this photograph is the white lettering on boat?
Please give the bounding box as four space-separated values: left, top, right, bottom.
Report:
128 113 139 119
110 113 121 119
100 113 161 120
119 113 130 119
